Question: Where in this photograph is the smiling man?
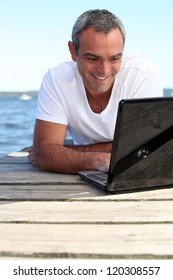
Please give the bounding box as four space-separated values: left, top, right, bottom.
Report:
28 9 163 174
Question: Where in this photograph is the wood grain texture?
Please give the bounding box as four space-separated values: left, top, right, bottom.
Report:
0 224 173 258
0 201 173 223
0 156 173 259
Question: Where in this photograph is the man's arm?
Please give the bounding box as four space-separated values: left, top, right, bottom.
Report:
66 141 112 153
29 119 111 174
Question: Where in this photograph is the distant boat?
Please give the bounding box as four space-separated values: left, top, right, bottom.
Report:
19 93 32 101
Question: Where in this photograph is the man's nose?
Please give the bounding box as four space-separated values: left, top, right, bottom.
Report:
96 60 110 75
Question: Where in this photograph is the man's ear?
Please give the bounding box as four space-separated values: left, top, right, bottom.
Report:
68 41 77 61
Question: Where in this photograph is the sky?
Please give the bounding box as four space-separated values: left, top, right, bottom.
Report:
0 0 173 91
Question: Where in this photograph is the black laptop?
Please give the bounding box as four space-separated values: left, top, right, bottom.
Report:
79 97 173 193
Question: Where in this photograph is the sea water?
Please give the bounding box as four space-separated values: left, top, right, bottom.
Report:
0 92 37 155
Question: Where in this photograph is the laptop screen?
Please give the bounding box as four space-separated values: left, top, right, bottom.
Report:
108 97 173 191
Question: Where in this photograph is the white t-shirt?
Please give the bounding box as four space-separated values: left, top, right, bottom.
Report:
37 54 163 145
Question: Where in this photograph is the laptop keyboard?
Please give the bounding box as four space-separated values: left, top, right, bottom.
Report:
88 172 108 181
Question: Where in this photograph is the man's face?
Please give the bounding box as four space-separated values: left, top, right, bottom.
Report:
69 27 124 96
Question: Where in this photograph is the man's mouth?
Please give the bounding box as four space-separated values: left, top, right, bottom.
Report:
92 74 110 81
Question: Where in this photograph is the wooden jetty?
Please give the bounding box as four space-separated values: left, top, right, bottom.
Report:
0 153 173 259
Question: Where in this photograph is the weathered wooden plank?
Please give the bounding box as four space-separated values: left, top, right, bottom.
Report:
0 201 173 223
1 159 173 200
0 183 173 200
0 163 84 185
0 184 104 200
78 187 173 201
0 156 172 260
0 224 172 258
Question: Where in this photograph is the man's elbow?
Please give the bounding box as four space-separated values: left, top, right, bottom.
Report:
32 146 50 171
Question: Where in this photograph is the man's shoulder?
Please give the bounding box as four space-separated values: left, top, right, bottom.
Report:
121 54 158 73
41 61 82 96
49 61 77 76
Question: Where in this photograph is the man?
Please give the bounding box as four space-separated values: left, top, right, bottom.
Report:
28 9 163 174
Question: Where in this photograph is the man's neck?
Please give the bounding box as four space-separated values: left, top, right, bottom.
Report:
85 87 113 114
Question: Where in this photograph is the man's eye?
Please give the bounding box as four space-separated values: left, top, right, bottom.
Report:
110 57 121 62
87 57 97 61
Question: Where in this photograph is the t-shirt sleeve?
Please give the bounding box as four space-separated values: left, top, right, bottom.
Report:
36 69 68 125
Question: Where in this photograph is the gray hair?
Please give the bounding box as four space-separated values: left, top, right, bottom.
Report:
72 9 126 54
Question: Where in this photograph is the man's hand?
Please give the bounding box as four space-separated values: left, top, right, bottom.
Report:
27 146 35 165
96 152 111 172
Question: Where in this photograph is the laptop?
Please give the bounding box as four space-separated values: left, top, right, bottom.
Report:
79 97 173 193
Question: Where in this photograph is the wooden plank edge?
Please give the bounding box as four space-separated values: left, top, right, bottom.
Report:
0 221 173 225
0 251 173 259
0 197 173 202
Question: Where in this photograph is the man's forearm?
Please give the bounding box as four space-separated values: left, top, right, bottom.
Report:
65 141 112 153
33 143 111 174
